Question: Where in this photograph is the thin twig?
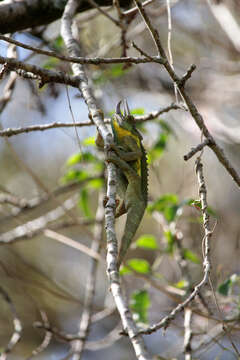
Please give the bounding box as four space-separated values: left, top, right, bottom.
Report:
0 103 180 138
44 229 103 261
0 195 78 244
71 192 105 359
0 36 163 65
184 139 211 161
133 0 240 188
184 308 193 360
135 157 212 336
26 311 52 360
0 286 22 360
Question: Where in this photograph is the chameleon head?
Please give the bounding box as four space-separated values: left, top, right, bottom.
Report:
115 100 135 127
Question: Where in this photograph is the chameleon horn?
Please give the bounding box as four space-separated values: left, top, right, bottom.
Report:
123 99 131 116
116 101 122 116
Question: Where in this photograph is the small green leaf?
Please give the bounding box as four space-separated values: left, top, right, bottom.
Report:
148 194 179 222
66 152 97 166
119 266 132 276
148 133 169 163
174 279 188 289
109 64 125 78
136 235 158 250
164 230 175 254
183 249 200 264
87 178 104 189
52 35 64 51
158 119 173 134
131 108 145 115
127 258 150 274
190 199 202 211
78 188 92 218
130 290 150 323
82 136 96 146
218 279 232 296
43 57 60 69
62 169 89 183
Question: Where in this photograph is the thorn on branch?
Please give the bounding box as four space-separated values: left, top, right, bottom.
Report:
184 138 212 161
177 64 196 89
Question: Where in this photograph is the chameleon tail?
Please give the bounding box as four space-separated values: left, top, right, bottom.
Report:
117 201 145 268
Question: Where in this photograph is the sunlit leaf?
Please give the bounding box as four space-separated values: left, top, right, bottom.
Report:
87 178 104 189
183 249 200 264
127 258 150 274
136 234 158 250
218 274 238 296
82 136 96 146
218 278 232 296
131 108 145 115
66 152 98 166
164 230 175 254
43 57 60 70
78 188 92 218
119 266 132 276
130 290 150 323
52 35 64 51
148 194 179 222
174 279 188 289
62 169 89 183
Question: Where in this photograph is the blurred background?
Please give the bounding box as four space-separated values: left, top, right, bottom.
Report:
0 0 240 359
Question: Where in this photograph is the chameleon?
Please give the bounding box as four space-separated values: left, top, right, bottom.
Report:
106 100 148 268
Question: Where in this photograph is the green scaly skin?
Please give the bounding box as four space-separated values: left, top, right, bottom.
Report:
107 101 148 268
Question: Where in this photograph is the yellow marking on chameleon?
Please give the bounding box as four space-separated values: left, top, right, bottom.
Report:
113 119 141 175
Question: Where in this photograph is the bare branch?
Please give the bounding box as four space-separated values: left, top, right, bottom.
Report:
184 308 193 360
183 139 211 161
0 286 22 360
71 192 105 359
0 103 180 138
133 0 240 188
0 36 163 66
0 196 78 244
27 311 52 360
136 157 213 336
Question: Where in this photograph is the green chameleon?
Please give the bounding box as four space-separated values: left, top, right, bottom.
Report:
106 100 148 268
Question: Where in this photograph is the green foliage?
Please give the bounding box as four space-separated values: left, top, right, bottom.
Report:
130 290 150 324
63 151 103 184
82 136 96 146
148 120 173 163
174 279 188 289
164 230 175 254
66 152 98 166
127 258 151 274
51 35 64 52
43 57 60 70
218 274 238 296
136 234 158 250
78 188 92 218
94 64 128 85
182 248 200 264
148 193 179 223
190 199 217 218
62 169 89 183
131 108 145 115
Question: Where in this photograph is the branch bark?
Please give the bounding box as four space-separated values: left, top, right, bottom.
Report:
0 0 131 34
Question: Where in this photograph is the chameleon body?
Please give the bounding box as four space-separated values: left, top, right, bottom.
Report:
107 100 148 268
